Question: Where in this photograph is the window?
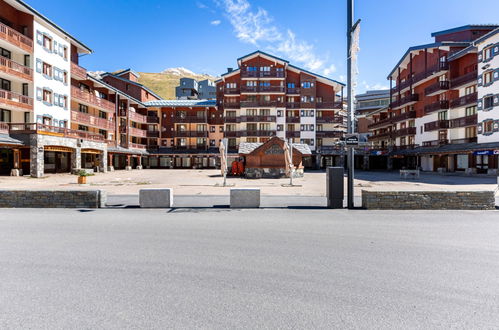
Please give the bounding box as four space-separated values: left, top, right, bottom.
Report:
196 124 206 132
301 110 314 117
484 120 494 134
63 71 68 84
42 35 52 50
210 139 216 147
42 89 52 103
1 78 11 91
22 83 28 96
0 109 11 122
62 95 68 109
247 66 257 72
79 104 88 113
260 66 270 72
302 81 312 88
259 81 270 87
465 126 476 138
24 112 30 123
484 96 494 109
246 81 257 87
0 47 11 59
438 130 447 142
259 109 270 116
483 71 493 85
465 85 476 95
465 106 477 116
287 82 295 88
78 125 89 131
63 46 68 60
99 129 107 138
277 124 283 131
484 47 492 60
438 111 447 120
301 124 314 131
259 123 270 131
99 111 107 119
226 82 237 88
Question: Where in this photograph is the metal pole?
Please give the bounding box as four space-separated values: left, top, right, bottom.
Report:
347 0 355 209
289 138 293 186
223 138 227 186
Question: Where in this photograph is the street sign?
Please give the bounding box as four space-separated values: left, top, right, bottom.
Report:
345 134 359 146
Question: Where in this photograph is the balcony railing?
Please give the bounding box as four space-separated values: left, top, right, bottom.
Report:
286 87 300 94
8 123 105 142
240 86 285 93
390 93 419 108
0 122 8 134
240 69 285 78
286 102 301 109
424 100 449 114
424 80 449 96
174 116 207 123
147 116 159 124
0 89 33 110
0 56 33 81
449 92 477 108
316 131 343 138
70 62 87 80
239 130 276 137
450 137 477 144
368 117 392 129
224 102 241 108
316 116 344 124
146 131 160 138
390 110 416 123
391 61 449 93
239 115 276 122
224 131 238 137
422 139 448 147
224 88 240 95
129 143 147 150
128 111 147 124
369 131 392 140
129 127 147 137
285 131 300 138
392 127 416 137
285 116 300 123
224 116 239 123
70 111 115 130
174 130 208 137
71 86 115 112
0 22 33 52
316 101 342 109
450 71 477 88
450 114 477 128
240 100 284 107
424 120 450 132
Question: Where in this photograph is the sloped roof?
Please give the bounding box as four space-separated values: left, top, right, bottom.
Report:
101 72 162 100
431 25 499 37
144 99 217 107
0 134 23 146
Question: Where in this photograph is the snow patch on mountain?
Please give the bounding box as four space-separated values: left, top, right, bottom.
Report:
161 67 197 76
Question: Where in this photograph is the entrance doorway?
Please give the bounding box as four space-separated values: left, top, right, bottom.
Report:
0 148 13 175
476 155 488 174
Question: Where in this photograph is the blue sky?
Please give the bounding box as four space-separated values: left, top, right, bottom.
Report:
30 0 499 93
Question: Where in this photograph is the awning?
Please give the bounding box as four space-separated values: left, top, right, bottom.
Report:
81 148 102 154
44 146 74 153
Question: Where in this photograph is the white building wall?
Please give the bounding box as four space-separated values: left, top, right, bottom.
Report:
477 32 499 143
33 20 71 126
299 108 316 150
415 113 439 145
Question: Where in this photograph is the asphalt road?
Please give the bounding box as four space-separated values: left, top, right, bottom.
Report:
0 208 498 329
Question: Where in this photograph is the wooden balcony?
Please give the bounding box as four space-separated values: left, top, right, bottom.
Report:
223 102 240 108
424 100 449 114
285 116 300 123
129 127 147 137
390 110 416 123
0 89 33 111
391 61 449 93
129 143 147 149
146 131 160 138
450 71 477 88
240 100 284 107
424 120 450 132
0 56 33 81
368 117 392 129
449 92 477 108
424 80 449 96
8 123 105 142
449 114 477 128
239 130 276 137
239 115 276 122
224 116 239 123
128 111 147 124
224 131 238 137
147 116 159 124
71 62 87 80
0 122 8 134
392 127 416 137
390 93 419 108
174 116 207 123
240 69 285 78
240 86 285 93
286 87 300 94
369 130 392 140
422 139 448 147
70 111 116 130
174 130 208 138
316 116 344 124
450 137 477 144
316 101 342 109
285 131 300 138
316 131 343 138
0 22 33 53
286 102 300 109
71 86 115 112
224 88 240 95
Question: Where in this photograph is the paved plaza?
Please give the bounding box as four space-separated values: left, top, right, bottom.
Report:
0 170 497 198
0 208 498 329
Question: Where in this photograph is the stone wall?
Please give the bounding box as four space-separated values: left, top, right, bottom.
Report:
0 190 107 208
362 190 496 210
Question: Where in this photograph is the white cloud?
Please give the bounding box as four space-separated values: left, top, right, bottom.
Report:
211 20 221 26
361 80 389 91
196 1 208 9
215 0 335 73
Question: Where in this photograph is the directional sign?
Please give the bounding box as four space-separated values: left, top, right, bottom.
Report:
345 134 359 146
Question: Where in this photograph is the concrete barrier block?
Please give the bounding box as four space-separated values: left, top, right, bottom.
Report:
230 188 260 208
139 188 173 208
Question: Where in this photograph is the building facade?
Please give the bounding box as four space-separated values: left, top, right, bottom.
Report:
216 51 345 168
355 89 390 134
367 25 499 174
175 77 216 100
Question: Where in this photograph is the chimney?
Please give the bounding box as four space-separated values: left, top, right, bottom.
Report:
227 67 233 73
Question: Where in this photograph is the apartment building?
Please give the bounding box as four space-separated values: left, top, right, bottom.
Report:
216 51 345 167
355 89 389 134
141 99 224 168
175 78 216 100
367 25 499 173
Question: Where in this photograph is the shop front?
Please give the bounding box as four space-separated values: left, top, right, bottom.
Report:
43 146 73 174
81 149 104 170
